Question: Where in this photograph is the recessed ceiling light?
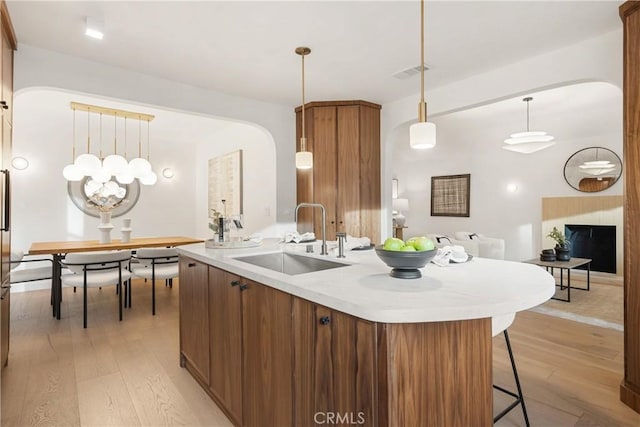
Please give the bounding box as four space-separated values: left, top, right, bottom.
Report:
85 17 104 40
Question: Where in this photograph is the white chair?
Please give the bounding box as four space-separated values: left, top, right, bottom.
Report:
131 247 179 316
10 250 54 284
454 231 505 260
61 250 132 328
492 313 529 426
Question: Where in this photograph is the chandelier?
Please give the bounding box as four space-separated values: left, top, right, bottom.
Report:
502 97 555 154
62 102 157 186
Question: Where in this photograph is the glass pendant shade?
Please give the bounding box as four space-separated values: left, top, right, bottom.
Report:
139 171 158 186
502 141 556 154
129 157 152 178
503 97 554 154
103 154 128 175
410 121 436 149
295 151 313 170
91 167 111 184
115 169 135 184
62 164 83 181
74 153 101 175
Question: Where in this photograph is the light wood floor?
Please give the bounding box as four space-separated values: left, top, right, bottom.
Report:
1 279 639 427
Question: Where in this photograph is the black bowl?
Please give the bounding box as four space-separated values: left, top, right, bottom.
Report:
374 245 437 279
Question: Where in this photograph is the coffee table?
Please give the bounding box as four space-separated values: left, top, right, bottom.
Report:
523 257 592 302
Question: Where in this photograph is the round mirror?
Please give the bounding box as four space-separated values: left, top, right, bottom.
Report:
68 177 140 217
564 147 622 193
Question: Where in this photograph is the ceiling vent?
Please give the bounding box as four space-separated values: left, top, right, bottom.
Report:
392 64 430 80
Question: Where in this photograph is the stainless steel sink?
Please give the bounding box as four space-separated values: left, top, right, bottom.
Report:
233 252 349 275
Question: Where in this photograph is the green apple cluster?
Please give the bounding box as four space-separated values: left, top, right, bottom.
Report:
382 236 435 252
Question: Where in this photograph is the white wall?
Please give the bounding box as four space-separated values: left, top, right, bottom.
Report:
11 88 278 252
195 124 277 240
382 29 623 259
390 81 622 261
14 45 297 223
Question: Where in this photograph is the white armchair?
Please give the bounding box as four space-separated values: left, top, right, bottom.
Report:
454 231 505 260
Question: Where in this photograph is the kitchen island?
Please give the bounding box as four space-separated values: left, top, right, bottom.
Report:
177 239 554 427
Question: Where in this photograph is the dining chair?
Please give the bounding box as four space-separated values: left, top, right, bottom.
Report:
61 250 132 328
130 247 179 315
492 313 530 426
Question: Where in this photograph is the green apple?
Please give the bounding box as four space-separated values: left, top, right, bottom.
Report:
411 236 435 251
382 237 405 251
400 245 416 252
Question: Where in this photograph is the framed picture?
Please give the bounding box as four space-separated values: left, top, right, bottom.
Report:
208 150 243 217
431 174 470 217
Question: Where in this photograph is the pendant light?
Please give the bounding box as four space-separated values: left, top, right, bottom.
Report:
295 46 313 169
62 102 157 185
409 0 436 149
503 97 555 154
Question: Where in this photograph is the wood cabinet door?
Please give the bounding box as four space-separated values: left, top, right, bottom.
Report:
336 106 361 237
312 106 338 240
1 28 12 125
209 267 242 426
178 257 210 384
293 297 377 427
242 280 293 427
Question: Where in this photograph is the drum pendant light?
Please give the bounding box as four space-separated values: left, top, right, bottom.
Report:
295 46 313 169
409 0 436 149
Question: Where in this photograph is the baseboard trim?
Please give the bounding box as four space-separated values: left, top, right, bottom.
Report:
620 380 640 414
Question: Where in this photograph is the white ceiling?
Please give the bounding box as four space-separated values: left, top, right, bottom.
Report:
6 1 622 107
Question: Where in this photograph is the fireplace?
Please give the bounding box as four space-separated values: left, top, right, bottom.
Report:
565 224 616 274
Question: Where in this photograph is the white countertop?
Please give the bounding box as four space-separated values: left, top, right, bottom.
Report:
177 239 555 324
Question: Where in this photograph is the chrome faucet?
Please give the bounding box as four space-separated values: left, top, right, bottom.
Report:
294 203 328 255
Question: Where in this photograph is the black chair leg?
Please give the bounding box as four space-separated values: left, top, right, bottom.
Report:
118 280 123 321
83 282 87 329
152 278 156 316
493 330 530 426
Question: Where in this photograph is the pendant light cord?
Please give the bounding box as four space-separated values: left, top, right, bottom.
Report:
420 0 425 104
526 99 530 132
72 108 76 161
86 108 91 154
301 53 306 151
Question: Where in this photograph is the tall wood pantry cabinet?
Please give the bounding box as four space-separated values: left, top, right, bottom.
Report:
0 0 15 369
296 100 381 244
620 0 640 414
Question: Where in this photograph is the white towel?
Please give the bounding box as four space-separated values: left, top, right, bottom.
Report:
244 233 263 243
431 245 469 267
283 231 316 243
344 235 371 250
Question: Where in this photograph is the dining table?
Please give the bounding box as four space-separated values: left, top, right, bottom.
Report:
28 236 204 319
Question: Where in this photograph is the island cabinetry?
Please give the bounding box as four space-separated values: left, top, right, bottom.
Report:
179 256 494 426
292 297 377 427
208 267 243 426
241 278 293 426
296 100 381 244
178 257 210 385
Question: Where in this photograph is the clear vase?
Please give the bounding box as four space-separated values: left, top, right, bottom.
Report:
98 211 114 244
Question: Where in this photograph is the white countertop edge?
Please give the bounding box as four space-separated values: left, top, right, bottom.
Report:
178 242 556 324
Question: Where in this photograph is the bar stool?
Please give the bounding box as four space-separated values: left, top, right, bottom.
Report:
492 313 530 426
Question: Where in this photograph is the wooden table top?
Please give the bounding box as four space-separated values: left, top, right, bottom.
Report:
523 257 592 269
28 236 203 255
